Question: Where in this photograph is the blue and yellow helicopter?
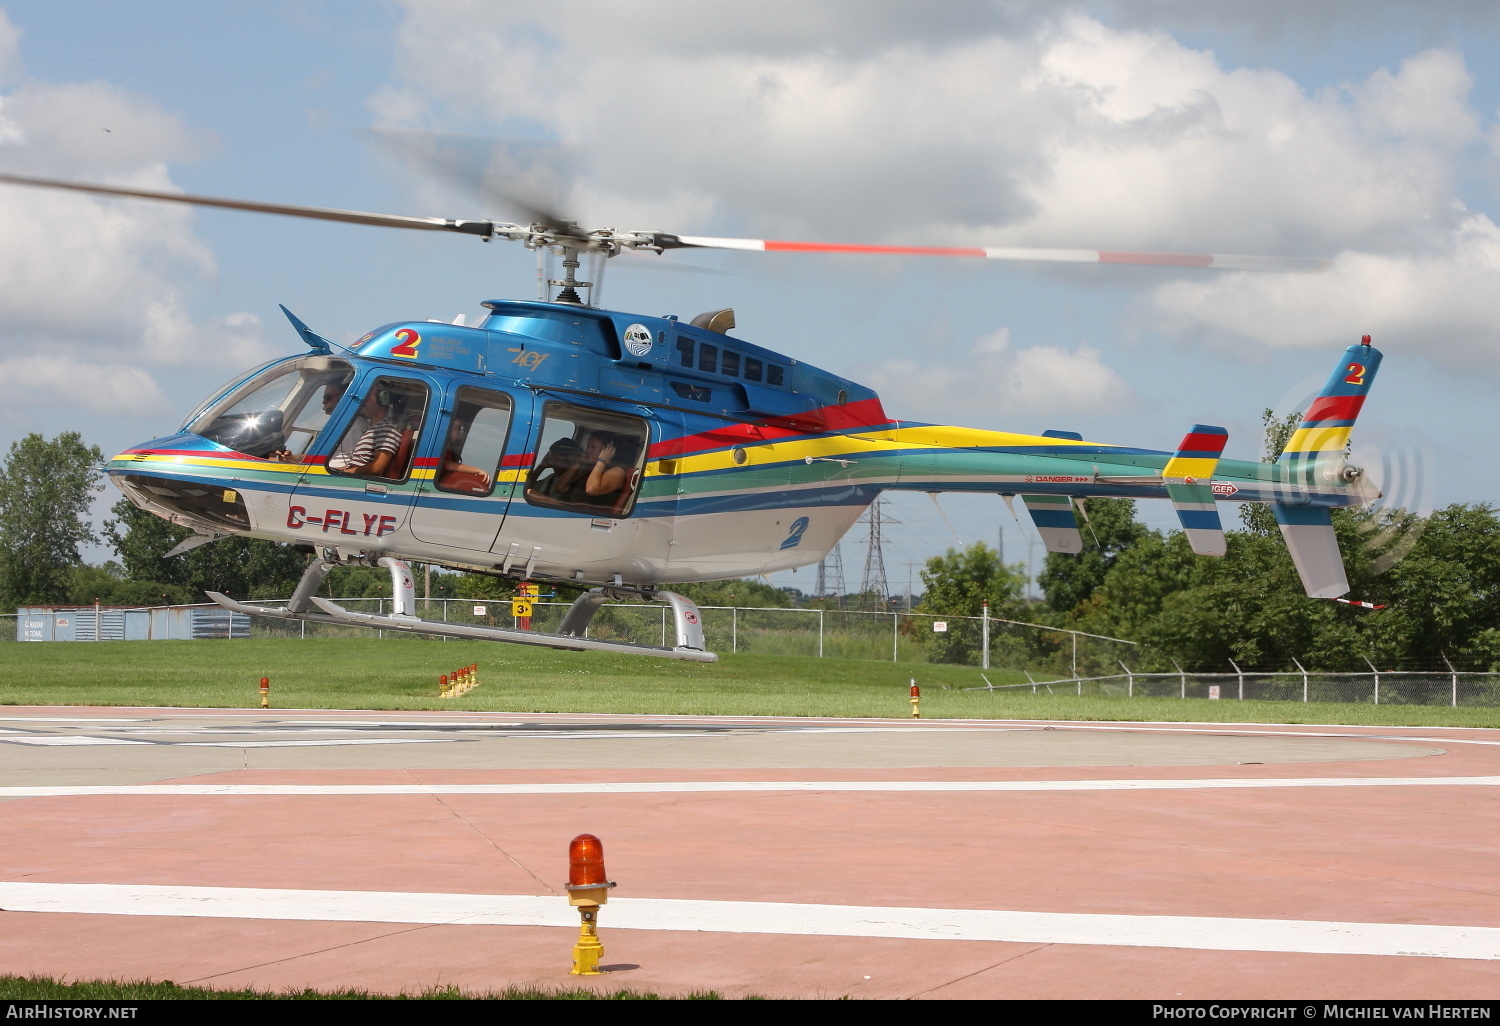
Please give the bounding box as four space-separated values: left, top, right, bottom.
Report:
0 171 1379 662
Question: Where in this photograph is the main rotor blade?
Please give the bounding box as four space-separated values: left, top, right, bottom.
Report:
0 172 496 237
664 235 1329 272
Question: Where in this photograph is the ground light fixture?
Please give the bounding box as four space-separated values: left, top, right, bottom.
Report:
567 833 617 975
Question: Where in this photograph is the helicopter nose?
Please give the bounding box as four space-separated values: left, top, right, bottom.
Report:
113 469 251 533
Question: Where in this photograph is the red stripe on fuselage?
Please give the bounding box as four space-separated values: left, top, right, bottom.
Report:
648 397 892 459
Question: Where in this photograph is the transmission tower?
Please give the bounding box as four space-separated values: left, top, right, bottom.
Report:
816 543 846 607
857 500 898 610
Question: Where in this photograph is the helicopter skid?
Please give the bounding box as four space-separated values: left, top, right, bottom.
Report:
203 592 718 663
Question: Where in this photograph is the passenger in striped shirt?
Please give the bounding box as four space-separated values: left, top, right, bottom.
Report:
328 389 404 475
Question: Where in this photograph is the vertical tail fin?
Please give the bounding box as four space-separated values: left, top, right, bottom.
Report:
1163 424 1229 556
1279 336 1382 469
1272 336 1382 598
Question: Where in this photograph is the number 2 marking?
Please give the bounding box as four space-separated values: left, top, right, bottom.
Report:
780 516 810 550
391 328 421 358
1344 362 1366 386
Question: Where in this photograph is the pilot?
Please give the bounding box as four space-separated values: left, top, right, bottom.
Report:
269 377 351 463
328 388 403 475
582 431 634 506
527 437 588 503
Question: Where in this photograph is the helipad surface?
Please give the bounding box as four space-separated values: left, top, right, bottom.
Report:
0 706 1495 999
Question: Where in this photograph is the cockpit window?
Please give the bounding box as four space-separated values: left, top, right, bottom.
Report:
188 356 354 460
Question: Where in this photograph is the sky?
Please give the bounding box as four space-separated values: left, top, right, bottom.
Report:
1 0 1499 596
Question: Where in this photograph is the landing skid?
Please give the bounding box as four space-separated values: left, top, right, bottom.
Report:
206 554 717 663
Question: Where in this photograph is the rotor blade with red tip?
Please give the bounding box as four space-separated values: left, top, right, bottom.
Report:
0 172 497 236
669 235 1328 272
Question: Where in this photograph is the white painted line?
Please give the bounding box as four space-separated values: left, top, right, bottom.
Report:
0 737 462 750
1 737 153 747
171 738 464 749
1 776 1496 798
1 882 1494 960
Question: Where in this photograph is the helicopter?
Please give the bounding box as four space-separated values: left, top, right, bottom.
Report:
0 170 1379 663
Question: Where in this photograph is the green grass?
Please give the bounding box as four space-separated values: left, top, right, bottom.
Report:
0 975 734 1000
0 638 1496 726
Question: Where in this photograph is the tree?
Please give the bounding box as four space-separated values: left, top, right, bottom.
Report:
0 432 104 609
1241 407 1305 535
105 498 308 601
918 542 1026 665
1036 497 1149 614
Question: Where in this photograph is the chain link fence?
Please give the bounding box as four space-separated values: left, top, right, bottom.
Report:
967 666 1500 707
8 605 1498 706
4 601 1134 677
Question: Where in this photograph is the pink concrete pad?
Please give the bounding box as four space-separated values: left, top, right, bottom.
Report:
1 708 1497 999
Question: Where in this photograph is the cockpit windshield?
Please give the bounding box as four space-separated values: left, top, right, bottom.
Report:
187 355 354 459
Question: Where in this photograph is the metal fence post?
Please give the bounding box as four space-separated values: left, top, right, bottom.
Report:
818 609 824 658
1172 660 1187 698
1071 632 1078 681
1363 656 1380 705
1228 658 1244 701
981 601 990 671
732 607 738 654
1443 653 1458 708
661 605 667 647
1119 661 1134 698
892 611 899 662
1291 657 1309 702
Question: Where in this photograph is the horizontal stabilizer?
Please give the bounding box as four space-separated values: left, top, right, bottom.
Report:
1273 504 1349 598
1022 494 1083 553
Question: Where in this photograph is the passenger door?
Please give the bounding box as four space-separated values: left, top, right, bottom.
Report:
289 372 432 547
409 384 531 552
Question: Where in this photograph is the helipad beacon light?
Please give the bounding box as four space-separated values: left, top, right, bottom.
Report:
566 833 617 976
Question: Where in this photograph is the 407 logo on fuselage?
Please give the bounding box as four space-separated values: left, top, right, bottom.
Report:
287 506 400 537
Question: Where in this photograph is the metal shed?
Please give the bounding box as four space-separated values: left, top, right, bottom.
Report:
16 604 250 642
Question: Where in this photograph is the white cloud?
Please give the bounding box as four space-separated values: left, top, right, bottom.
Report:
1149 213 1500 363
374 4 1500 363
858 327 1134 423
0 354 167 416
0 60 273 417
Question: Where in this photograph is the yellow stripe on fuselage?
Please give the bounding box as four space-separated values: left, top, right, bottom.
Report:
657 424 1114 477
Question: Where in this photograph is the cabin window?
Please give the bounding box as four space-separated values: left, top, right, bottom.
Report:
675 337 694 368
326 377 429 481
698 343 718 373
435 387 514 497
670 382 712 403
767 364 785 386
524 402 650 517
721 351 741 377
744 358 763 382
188 355 353 460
